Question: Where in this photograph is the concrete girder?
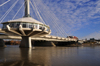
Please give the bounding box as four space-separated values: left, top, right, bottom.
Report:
19 25 26 36
6 25 22 36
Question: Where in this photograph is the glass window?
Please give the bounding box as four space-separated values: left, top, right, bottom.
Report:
29 23 33 28
3 24 5 28
22 23 26 28
10 23 14 28
34 24 38 29
21 23 30 28
9 22 20 28
26 23 29 28
3 23 9 29
15 22 20 28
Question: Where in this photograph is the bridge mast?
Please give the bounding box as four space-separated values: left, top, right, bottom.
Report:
24 0 31 17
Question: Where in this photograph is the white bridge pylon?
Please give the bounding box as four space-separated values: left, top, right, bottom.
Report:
0 0 77 48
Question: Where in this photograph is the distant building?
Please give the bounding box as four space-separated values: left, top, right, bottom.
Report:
90 38 95 41
67 36 78 40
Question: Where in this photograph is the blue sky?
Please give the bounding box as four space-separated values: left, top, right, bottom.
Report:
0 0 100 39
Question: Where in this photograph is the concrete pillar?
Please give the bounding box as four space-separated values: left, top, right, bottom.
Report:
20 36 32 48
51 42 56 47
0 39 5 47
37 24 39 29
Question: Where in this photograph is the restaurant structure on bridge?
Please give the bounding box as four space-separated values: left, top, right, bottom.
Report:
2 17 51 36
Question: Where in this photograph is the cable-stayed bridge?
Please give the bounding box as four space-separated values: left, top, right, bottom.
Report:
0 0 77 48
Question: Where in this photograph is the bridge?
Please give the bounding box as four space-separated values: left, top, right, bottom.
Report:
0 33 76 42
0 0 77 48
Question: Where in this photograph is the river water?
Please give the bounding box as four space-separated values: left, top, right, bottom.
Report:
0 45 100 66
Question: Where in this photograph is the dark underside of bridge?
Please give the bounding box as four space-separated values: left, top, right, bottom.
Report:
32 41 78 47
0 39 78 47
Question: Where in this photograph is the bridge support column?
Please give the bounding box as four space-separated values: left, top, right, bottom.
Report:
20 36 32 48
0 39 5 47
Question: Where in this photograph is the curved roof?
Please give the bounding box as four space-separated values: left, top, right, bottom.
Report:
2 17 43 24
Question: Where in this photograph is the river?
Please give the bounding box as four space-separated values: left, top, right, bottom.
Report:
0 45 100 66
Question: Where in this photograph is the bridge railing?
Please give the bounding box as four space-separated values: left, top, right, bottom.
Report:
40 35 77 41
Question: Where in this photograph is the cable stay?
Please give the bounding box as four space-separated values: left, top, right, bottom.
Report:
0 0 11 7
36 7 68 37
30 1 40 21
48 12 69 37
0 0 19 23
30 0 69 37
30 0 46 24
30 3 60 36
32 2 67 37
12 2 24 20
30 0 61 36
31 3 60 36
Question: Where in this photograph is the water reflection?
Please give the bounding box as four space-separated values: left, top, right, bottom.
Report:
0 45 100 66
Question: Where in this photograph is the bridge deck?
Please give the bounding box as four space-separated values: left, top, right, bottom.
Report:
0 34 77 42
0 28 77 42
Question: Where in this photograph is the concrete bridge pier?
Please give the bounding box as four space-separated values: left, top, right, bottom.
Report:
19 36 32 48
0 39 6 47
